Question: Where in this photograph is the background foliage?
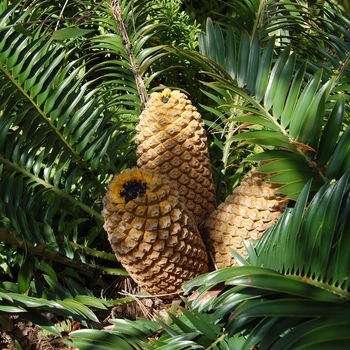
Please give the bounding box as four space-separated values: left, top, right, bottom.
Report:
0 0 349 349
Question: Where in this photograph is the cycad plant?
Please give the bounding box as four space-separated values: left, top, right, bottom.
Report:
0 0 350 349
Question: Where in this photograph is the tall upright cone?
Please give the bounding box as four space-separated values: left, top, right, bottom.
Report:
102 168 208 295
203 172 288 269
135 88 217 224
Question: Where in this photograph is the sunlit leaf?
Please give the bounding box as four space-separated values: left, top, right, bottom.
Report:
52 28 94 41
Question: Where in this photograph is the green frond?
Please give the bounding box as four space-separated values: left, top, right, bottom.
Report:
255 170 350 290
0 285 112 336
66 301 247 349
169 14 350 199
66 317 161 350
210 0 350 73
178 173 350 349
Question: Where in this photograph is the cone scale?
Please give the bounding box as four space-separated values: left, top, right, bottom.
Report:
135 88 217 224
102 168 209 295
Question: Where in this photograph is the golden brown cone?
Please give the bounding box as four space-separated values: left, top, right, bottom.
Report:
102 167 208 295
203 172 288 269
135 88 217 225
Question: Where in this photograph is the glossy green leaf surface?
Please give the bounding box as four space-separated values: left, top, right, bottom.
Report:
237 31 250 87
264 47 291 111
255 36 275 102
327 125 350 179
273 52 296 119
52 28 95 41
317 95 345 168
228 131 295 150
289 69 322 139
246 32 260 94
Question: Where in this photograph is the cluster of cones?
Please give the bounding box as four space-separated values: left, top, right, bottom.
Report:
102 89 288 295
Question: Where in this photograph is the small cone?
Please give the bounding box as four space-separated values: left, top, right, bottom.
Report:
203 172 288 269
102 168 208 295
135 88 217 224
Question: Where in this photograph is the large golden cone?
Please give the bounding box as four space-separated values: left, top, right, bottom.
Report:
102 167 209 295
135 88 217 225
203 171 288 269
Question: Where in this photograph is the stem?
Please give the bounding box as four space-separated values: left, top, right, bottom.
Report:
334 53 350 89
110 0 148 109
55 0 69 31
206 332 228 350
70 241 117 261
221 94 241 176
251 0 267 38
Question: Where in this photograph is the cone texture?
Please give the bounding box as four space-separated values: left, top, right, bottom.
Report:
203 172 288 268
102 168 208 295
135 88 217 224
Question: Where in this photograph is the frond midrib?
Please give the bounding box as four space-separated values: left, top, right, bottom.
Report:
285 272 350 301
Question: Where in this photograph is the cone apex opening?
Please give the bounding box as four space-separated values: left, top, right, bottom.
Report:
120 180 147 203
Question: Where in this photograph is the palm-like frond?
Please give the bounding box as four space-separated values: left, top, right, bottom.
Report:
182 171 350 349
66 318 160 349
214 0 350 73
0 284 111 336
0 1 116 268
167 11 350 200
66 300 247 349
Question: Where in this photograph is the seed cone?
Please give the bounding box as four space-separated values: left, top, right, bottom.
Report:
135 88 217 224
203 172 288 268
102 168 209 295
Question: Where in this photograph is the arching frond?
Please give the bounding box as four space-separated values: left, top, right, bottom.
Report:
212 0 350 74
168 15 350 200
181 172 350 349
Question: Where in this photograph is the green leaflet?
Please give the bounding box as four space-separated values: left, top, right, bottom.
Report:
228 130 295 151
327 125 350 179
52 28 95 41
274 319 350 350
281 61 307 129
226 28 236 80
255 36 275 102
246 32 260 94
317 95 345 168
214 24 225 68
272 52 296 119
289 69 322 139
17 261 32 294
264 47 291 111
237 31 251 87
